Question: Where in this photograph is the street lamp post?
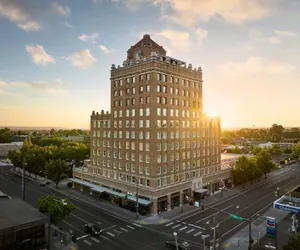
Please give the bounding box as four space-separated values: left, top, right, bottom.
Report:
173 232 179 250
221 188 252 250
202 234 209 250
136 174 139 219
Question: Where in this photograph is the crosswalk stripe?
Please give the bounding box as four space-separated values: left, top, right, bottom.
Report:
91 237 100 243
165 222 174 227
132 223 142 228
100 235 109 240
193 231 202 236
186 229 195 234
189 224 206 230
172 224 181 229
97 221 102 224
120 227 128 232
83 240 92 246
113 229 122 234
179 226 188 231
127 225 135 230
106 232 115 237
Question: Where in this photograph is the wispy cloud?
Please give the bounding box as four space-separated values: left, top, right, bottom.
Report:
156 30 191 51
218 57 295 76
51 2 71 16
66 49 97 69
274 30 298 38
25 45 56 66
79 33 99 44
195 28 208 45
11 79 68 95
155 0 276 26
0 0 41 32
99 45 115 54
64 21 73 28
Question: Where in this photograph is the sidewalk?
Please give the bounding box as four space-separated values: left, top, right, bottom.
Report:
222 206 290 249
11 166 293 225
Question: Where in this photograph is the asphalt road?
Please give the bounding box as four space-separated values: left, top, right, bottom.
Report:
0 165 186 250
153 164 300 247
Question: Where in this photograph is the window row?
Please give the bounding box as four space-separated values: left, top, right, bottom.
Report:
156 85 200 98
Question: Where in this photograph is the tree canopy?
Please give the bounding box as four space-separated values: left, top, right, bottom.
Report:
46 159 69 188
283 233 300 250
38 195 75 224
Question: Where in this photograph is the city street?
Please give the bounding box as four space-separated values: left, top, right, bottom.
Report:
0 165 184 250
1 163 300 249
153 163 300 247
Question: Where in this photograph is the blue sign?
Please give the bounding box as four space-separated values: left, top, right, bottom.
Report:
274 203 300 214
266 216 276 238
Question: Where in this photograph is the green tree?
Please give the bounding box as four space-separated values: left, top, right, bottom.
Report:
38 195 75 225
46 159 69 188
283 233 300 250
292 142 300 160
0 128 13 143
270 124 284 142
23 146 46 179
256 149 276 179
37 137 65 147
248 156 263 183
232 146 242 154
269 144 283 156
251 146 262 155
284 147 293 154
6 150 22 170
233 156 250 186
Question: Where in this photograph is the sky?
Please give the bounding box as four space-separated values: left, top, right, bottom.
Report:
0 0 299 129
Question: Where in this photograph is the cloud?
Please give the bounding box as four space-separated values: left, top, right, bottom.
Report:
274 30 298 38
11 79 67 95
79 33 99 44
25 45 56 66
0 0 41 32
156 30 191 51
195 28 208 45
66 49 97 69
218 57 295 76
64 21 73 28
51 2 70 16
155 0 275 26
248 29 281 45
99 45 115 54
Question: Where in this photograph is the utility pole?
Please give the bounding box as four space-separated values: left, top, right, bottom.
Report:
248 211 252 250
212 216 216 250
136 173 139 219
48 215 51 250
21 161 25 201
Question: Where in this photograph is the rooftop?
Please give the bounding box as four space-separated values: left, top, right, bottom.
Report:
0 198 47 232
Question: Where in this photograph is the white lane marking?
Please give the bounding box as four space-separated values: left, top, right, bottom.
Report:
179 226 188 231
188 224 206 230
113 229 122 234
126 225 135 230
165 222 174 227
91 237 100 243
193 231 202 237
100 235 110 240
76 234 90 240
182 222 187 224
62 220 84 233
120 227 128 232
195 205 233 224
83 240 92 246
172 224 181 229
97 221 103 224
186 229 195 234
176 220 181 223
106 232 115 237
70 213 89 223
102 225 116 231
132 223 142 228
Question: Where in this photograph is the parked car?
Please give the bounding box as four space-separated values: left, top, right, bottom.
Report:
40 180 50 186
84 223 103 236
166 240 191 249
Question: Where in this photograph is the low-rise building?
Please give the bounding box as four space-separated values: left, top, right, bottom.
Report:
0 142 23 158
0 198 48 250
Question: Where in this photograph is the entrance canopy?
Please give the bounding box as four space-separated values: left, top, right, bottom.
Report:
194 188 209 195
273 195 300 214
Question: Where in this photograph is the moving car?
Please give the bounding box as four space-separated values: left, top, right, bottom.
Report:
165 240 191 249
84 223 103 236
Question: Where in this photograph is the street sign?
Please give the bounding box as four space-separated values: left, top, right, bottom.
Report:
266 216 276 238
229 213 244 221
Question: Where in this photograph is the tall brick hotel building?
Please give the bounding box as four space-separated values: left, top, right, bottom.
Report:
72 35 232 215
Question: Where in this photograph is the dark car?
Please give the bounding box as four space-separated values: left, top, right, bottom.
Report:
166 240 191 250
84 223 103 236
40 180 50 186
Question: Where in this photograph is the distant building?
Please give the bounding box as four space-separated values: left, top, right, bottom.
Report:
0 198 47 250
0 142 23 158
72 34 229 215
11 135 28 142
60 135 90 144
